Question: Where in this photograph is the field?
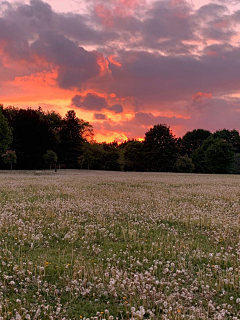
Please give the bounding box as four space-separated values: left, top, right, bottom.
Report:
0 170 240 320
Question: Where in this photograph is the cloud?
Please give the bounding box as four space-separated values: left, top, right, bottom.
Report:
192 92 213 102
92 95 240 140
94 113 108 120
108 104 123 113
72 93 108 111
143 0 195 42
31 31 102 89
1 0 240 141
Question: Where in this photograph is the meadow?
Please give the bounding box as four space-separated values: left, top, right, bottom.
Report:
0 170 240 320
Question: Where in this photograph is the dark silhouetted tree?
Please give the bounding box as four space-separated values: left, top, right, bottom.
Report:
2 150 17 171
77 155 85 169
213 129 240 153
181 129 212 157
43 150 58 170
0 107 12 155
144 124 179 172
176 155 195 173
101 142 120 171
59 110 93 168
192 137 234 174
231 153 240 174
83 149 94 170
2 107 54 169
123 140 144 171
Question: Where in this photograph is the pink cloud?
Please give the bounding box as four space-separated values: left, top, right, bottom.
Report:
95 4 114 27
1 0 240 142
192 92 213 101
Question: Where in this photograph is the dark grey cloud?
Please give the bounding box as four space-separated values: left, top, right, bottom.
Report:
32 31 101 88
0 0 123 89
54 13 117 45
2 0 117 45
72 93 108 111
108 104 123 114
94 113 107 120
90 45 240 106
194 3 235 41
0 17 31 61
195 3 228 20
143 0 195 42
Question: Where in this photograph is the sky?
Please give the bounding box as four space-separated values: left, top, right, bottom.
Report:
1 0 240 142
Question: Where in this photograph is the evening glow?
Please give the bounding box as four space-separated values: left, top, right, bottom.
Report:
1 0 240 141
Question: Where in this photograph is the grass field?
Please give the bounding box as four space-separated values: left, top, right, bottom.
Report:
0 170 240 320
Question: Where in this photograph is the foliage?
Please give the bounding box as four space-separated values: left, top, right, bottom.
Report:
231 153 240 174
59 110 93 168
43 150 58 169
2 107 56 169
2 150 17 170
123 140 144 171
175 155 195 173
1 104 240 174
77 155 85 169
83 148 94 170
205 139 234 174
0 107 12 155
144 124 179 172
180 129 212 157
101 142 120 171
192 137 234 174
213 129 240 153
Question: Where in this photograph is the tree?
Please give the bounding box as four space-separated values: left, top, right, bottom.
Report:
192 137 234 174
123 140 144 171
181 129 212 157
2 107 56 169
77 155 85 169
231 153 240 174
59 110 93 168
176 155 195 173
0 107 12 155
144 124 179 172
213 129 240 153
43 150 58 170
101 142 120 171
205 138 234 174
2 150 17 171
191 147 207 173
83 149 94 170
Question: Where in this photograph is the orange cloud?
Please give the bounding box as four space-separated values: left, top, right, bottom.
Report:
1 70 78 116
97 54 112 76
95 131 128 143
108 55 122 67
192 92 212 101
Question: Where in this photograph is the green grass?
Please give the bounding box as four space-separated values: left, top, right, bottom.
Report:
0 170 240 319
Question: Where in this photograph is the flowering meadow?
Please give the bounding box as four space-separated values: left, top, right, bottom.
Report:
0 170 240 320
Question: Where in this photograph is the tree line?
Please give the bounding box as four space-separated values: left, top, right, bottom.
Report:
0 105 240 174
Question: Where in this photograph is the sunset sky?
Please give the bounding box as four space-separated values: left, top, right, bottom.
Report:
1 0 240 142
